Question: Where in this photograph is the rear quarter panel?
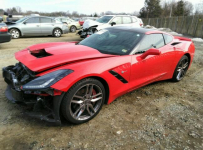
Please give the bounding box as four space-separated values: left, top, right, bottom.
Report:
173 40 195 69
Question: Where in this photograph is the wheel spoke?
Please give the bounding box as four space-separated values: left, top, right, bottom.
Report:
73 95 84 100
92 92 102 98
71 100 83 104
86 105 92 116
91 97 102 102
74 105 84 116
182 62 188 69
76 108 85 119
85 84 89 95
89 104 96 113
89 85 93 95
177 70 182 80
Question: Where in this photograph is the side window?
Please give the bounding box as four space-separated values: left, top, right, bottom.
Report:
111 17 122 24
41 18 52 23
137 34 165 52
123 17 132 24
132 17 137 23
26 17 39 23
62 18 67 22
163 34 173 44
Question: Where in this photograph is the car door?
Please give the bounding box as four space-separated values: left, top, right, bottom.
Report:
40 17 55 35
109 17 122 27
21 17 41 35
131 17 140 27
129 33 173 90
121 16 133 27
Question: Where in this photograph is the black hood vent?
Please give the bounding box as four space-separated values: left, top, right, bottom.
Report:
30 49 53 58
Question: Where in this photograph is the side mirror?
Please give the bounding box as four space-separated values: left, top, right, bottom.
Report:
111 22 116 26
0 17 3 22
139 48 160 60
23 22 27 24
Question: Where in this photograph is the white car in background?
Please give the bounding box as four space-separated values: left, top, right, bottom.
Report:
78 15 142 38
138 18 144 27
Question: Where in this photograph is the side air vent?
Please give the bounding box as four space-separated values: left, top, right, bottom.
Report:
171 42 181 46
109 70 128 83
30 49 53 58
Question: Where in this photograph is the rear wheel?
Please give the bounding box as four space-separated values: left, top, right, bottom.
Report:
10 29 20 39
61 78 105 124
70 26 77 33
53 28 62 37
172 55 189 82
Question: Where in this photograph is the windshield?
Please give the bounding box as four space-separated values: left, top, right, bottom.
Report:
96 16 113 23
78 28 144 55
16 17 29 23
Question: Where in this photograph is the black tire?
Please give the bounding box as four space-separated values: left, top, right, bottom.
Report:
53 28 62 37
61 78 105 124
172 55 189 82
10 28 20 39
70 26 77 33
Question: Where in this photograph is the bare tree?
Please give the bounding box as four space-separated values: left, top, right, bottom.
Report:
195 0 203 15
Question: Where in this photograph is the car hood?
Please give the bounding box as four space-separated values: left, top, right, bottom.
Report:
83 19 103 29
15 42 115 72
5 22 16 25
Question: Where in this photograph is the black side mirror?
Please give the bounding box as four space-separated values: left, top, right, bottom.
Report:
111 22 116 26
23 22 27 24
0 17 3 22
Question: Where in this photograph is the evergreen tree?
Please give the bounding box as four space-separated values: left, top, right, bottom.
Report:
94 13 98 17
174 0 184 16
139 0 162 18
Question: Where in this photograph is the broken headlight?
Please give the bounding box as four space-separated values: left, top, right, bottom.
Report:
22 69 73 90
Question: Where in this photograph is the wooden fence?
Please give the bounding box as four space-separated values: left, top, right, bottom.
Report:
142 15 203 38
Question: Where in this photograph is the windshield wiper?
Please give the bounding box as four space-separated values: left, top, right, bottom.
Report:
134 51 145 54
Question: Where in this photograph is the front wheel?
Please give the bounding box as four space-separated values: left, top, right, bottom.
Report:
172 55 189 82
61 78 105 124
53 28 62 37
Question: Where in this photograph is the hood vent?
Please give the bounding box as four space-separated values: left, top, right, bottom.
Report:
30 49 53 58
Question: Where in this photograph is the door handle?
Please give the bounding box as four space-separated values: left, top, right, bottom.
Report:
36 25 40 27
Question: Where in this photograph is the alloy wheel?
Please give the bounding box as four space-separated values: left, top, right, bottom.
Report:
70 84 103 121
176 58 189 80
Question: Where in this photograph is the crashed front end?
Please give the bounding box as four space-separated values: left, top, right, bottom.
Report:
2 63 72 125
78 25 98 38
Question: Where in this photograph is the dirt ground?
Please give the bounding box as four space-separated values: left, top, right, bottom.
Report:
0 33 202 150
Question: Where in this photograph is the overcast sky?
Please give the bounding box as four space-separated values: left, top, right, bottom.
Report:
1 0 202 15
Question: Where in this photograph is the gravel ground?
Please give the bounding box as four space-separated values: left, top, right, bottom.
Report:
0 33 202 150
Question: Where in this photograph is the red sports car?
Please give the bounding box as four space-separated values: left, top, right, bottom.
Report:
3 27 195 125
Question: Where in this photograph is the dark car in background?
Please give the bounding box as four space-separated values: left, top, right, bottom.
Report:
6 16 69 39
0 17 11 43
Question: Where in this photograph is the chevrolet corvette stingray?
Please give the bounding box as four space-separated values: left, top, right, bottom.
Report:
2 27 195 125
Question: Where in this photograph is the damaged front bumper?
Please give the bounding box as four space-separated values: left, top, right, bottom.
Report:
77 26 98 38
2 64 64 125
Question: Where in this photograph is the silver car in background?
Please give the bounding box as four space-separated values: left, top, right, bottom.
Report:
7 16 69 39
